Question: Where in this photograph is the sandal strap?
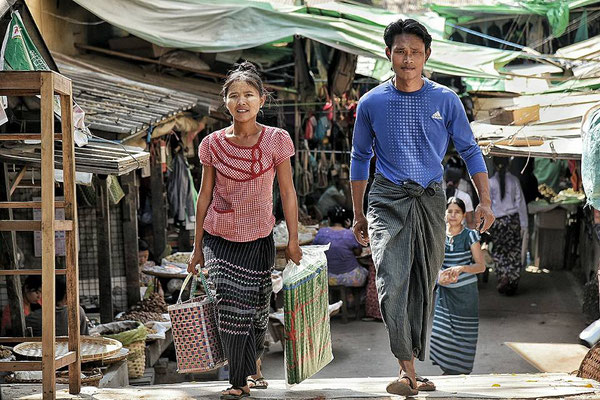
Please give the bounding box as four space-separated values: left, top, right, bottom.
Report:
399 375 417 389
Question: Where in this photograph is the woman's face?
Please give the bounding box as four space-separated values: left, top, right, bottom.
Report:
24 287 41 305
446 203 465 226
224 80 265 123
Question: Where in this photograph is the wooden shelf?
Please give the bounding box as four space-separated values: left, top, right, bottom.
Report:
0 201 66 209
0 220 73 231
0 360 42 372
0 69 81 399
55 351 77 369
0 352 77 372
0 71 71 96
0 134 63 141
0 269 67 276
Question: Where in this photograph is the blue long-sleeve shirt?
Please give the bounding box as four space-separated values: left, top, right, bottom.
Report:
350 78 487 187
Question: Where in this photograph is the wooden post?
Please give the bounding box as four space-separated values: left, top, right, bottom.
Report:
0 163 25 336
60 88 81 394
96 175 113 323
40 72 56 400
151 159 166 262
121 171 141 307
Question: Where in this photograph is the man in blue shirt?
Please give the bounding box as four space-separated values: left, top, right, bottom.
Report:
350 19 495 396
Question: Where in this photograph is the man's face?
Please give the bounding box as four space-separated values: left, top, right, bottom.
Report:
386 33 431 82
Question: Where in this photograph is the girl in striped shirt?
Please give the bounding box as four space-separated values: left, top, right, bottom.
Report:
429 197 485 375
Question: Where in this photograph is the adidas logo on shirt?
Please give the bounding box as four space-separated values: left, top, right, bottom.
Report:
431 111 443 120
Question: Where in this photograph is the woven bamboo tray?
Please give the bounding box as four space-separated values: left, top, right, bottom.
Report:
101 347 129 365
578 342 600 382
13 336 122 362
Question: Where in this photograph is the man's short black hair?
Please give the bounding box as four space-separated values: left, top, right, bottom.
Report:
384 19 432 51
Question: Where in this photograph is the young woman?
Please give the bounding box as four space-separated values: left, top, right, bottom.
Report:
429 197 485 376
187 62 302 400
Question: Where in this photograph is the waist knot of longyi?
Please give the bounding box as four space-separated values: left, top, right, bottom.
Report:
402 181 436 198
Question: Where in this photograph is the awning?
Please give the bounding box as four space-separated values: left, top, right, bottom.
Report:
57 61 207 140
471 92 600 159
428 0 600 37
71 0 521 79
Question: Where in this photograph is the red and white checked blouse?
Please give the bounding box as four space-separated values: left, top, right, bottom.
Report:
199 125 295 242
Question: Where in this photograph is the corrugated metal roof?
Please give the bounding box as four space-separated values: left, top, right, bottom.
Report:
0 139 149 175
57 61 204 138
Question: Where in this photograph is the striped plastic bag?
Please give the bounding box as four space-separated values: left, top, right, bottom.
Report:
282 245 333 385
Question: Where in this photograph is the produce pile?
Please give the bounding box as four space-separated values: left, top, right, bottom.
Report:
283 245 333 385
538 184 557 200
538 184 586 204
0 346 12 359
274 221 317 248
116 293 168 323
163 252 191 265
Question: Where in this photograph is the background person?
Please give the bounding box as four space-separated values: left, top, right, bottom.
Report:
187 62 302 400
430 197 485 375
488 157 528 295
313 206 367 288
26 276 89 336
1 275 41 336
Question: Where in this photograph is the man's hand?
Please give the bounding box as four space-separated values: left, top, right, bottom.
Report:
353 215 370 246
474 203 495 233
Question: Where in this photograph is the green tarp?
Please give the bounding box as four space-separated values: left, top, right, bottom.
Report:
428 0 600 37
72 0 520 79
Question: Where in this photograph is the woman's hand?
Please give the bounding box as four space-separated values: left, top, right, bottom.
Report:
438 270 452 286
285 241 302 265
438 267 462 285
187 249 204 275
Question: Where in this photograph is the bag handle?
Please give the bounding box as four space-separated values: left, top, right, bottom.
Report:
177 271 214 304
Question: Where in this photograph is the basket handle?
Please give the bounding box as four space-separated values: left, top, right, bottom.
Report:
177 272 215 304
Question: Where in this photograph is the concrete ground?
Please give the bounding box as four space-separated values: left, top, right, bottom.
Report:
4 374 600 399
262 267 588 379
1 267 593 400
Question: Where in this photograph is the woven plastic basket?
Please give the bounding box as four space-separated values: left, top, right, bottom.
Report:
578 342 600 382
168 273 226 373
126 340 146 379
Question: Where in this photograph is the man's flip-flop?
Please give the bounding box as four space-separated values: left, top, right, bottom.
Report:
386 376 418 396
220 387 249 400
247 377 268 389
416 376 436 391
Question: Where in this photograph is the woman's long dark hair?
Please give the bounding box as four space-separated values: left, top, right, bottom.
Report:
444 167 463 199
493 157 510 200
447 196 466 213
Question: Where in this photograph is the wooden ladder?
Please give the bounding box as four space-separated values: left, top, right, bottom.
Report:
0 71 81 399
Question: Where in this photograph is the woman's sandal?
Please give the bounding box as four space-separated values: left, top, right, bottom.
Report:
385 375 418 396
416 376 436 391
220 387 250 400
247 376 268 389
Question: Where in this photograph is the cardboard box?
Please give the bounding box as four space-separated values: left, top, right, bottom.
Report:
489 104 540 125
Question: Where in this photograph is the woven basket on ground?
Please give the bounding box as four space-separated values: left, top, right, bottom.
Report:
578 342 600 382
126 340 146 378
